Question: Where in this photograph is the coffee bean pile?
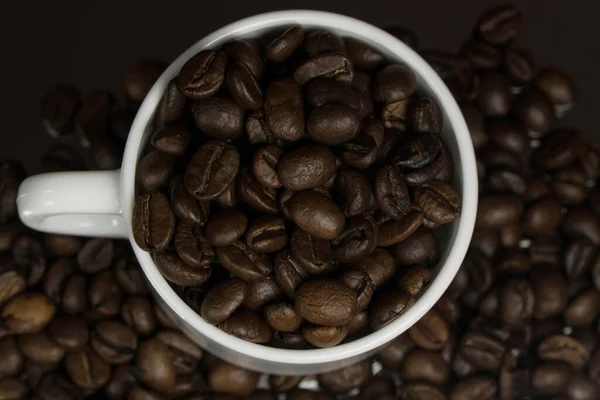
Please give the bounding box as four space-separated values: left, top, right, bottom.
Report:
131 26 463 348
0 3 596 399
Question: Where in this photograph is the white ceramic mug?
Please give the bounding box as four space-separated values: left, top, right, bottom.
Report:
17 10 478 375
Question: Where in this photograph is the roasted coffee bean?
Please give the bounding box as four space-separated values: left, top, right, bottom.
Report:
339 269 375 312
269 374 303 392
74 90 118 147
318 359 372 393
184 140 240 201
244 215 287 254
173 222 214 268
538 334 589 370
150 125 191 157
265 302 303 332
216 181 238 209
401 349 448 385
381 98 407 129
0 264 25 307
170 175 210 225
398 265 432 297
220 310 272 343
462 103 487 149
76 238 114 274
1 293 55 334
252 145 283 189
564 373 598 400
290 228 334 275
487 121 529 154
477 72 511 117
350 248 396 288
378 334 415 369
534 128 583 169
106 364 138 399
305 78 360 110
377 208 424 247
307 103 361 145
331 214 378 262
88 270 123 318
370 291 414 330
204 209 248 248
295 279 357 326
0 377 28 399
193 96 245 140
177 49 227 99
340 119 382 169
477 4 522 45
223 40 265 79
304 30 345 57
288 190 345 240
128 386 166 400
373 64 417 103
494 247 529 273
155 78 187 126
534 67 577 106
531 362 573 395
153 250 211 287
201 279 247 325
408 309 450 351
121 296 156 336
278 145 337 190
564 236 597 280
563 208 600 244
375 166 410 219
451 376 497 400
238 168 278 214
43 234 81 257
216 241 272 282
113 259 147 297
226 61 263 110
522 196 563 235
476 194 524 230
347 311 369 336
485 167 527 195
122 59 166 102
552 167 589 205
414 180 461 225
91 320 137 364
155 330 203 374
294 53 353 85
408 97 442 134
462 39 502 70
513 88 554 134
394 227 440 266
0 337 23 378
65 346 111 390
132 193 175 252
500 278 534 326
460 331 506 371
12 236 46 286
344 37 384 70
564 288 600 327
17 331 65 365
271 331 307 349
266 26 304 63
392 132 441 172
273 249 307 298
505 47 535 83
479 143 522 170
264 78 305 142
136 150 174 192
43 259 86 314
136 337 177 392
302 324 348 348
333 169 372 217
209 360 260 397
400 382 446 400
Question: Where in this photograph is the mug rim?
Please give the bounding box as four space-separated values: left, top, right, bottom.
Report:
123 9 478 364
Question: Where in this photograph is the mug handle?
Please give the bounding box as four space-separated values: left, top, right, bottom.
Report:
17 170 128 239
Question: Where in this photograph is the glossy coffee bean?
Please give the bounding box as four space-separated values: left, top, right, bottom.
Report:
17 331 65 365
401 349 448 385
252 145 283 189
205 209 248 247
1 293 55 334
564 236 596 280
373 64 417 103
226 61 263 110
170 175 210 225
47 315 88 352
340 119 381 169
462 39 502 69
184 140 240 201
460 331 506 371
201 279 247 324
216 241 272 282
505 47 535 83
500 278 534 326
132 193 175 252
408 309 450 351
400 382 446 400
333 170 371 218
0 337 23 378
153 250 211 287
155 78 187 126
370 291 414 330
264 78 305 142
331 214 378 262
534 67 577 106
43 234 81 257
534 128 583 169
173 221 215 268
106 364 138 399
223 40 265 79
538 335 589 371
209 360 260 397
295 279 357 326
450 376 497 400
398 265 432 297
288 190 345 240
305 78 360 110
477 4 522 45
65 346 111 389
244 215 287 254
318 359 372 393
307 103 361 145
156 330 203 375
278 145 337 190
136 150 174 192
237 168 278 214
150 125 191 157
289 228 334 275
294 53 353 85
193 96 245 140
532 362 573 395
564 373 598 400
76 238 114 274
513 88 554 134
121 296 156 336
477 72 511 117
302 324 348 348
414 180 461 225
339 269 375 312
304 30 345 56
552 167 588 205
136 337 177 392
220 310 272 343
350 248 396 288
563 208 600 245
378 208 424 247
394 227 440 266
265 302 303 332
12 236 46 286
564 288 600 327
91 320 137 364
476 194 524 230
375 166 410 219
177 49 227 99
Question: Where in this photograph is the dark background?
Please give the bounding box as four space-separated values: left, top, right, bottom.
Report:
2 0 597 173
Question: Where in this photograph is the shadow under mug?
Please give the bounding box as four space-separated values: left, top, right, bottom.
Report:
17 10 478 375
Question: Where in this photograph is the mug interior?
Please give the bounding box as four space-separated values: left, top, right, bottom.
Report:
122 10 478 369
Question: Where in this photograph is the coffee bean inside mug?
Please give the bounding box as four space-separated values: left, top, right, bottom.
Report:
132 25 462 348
